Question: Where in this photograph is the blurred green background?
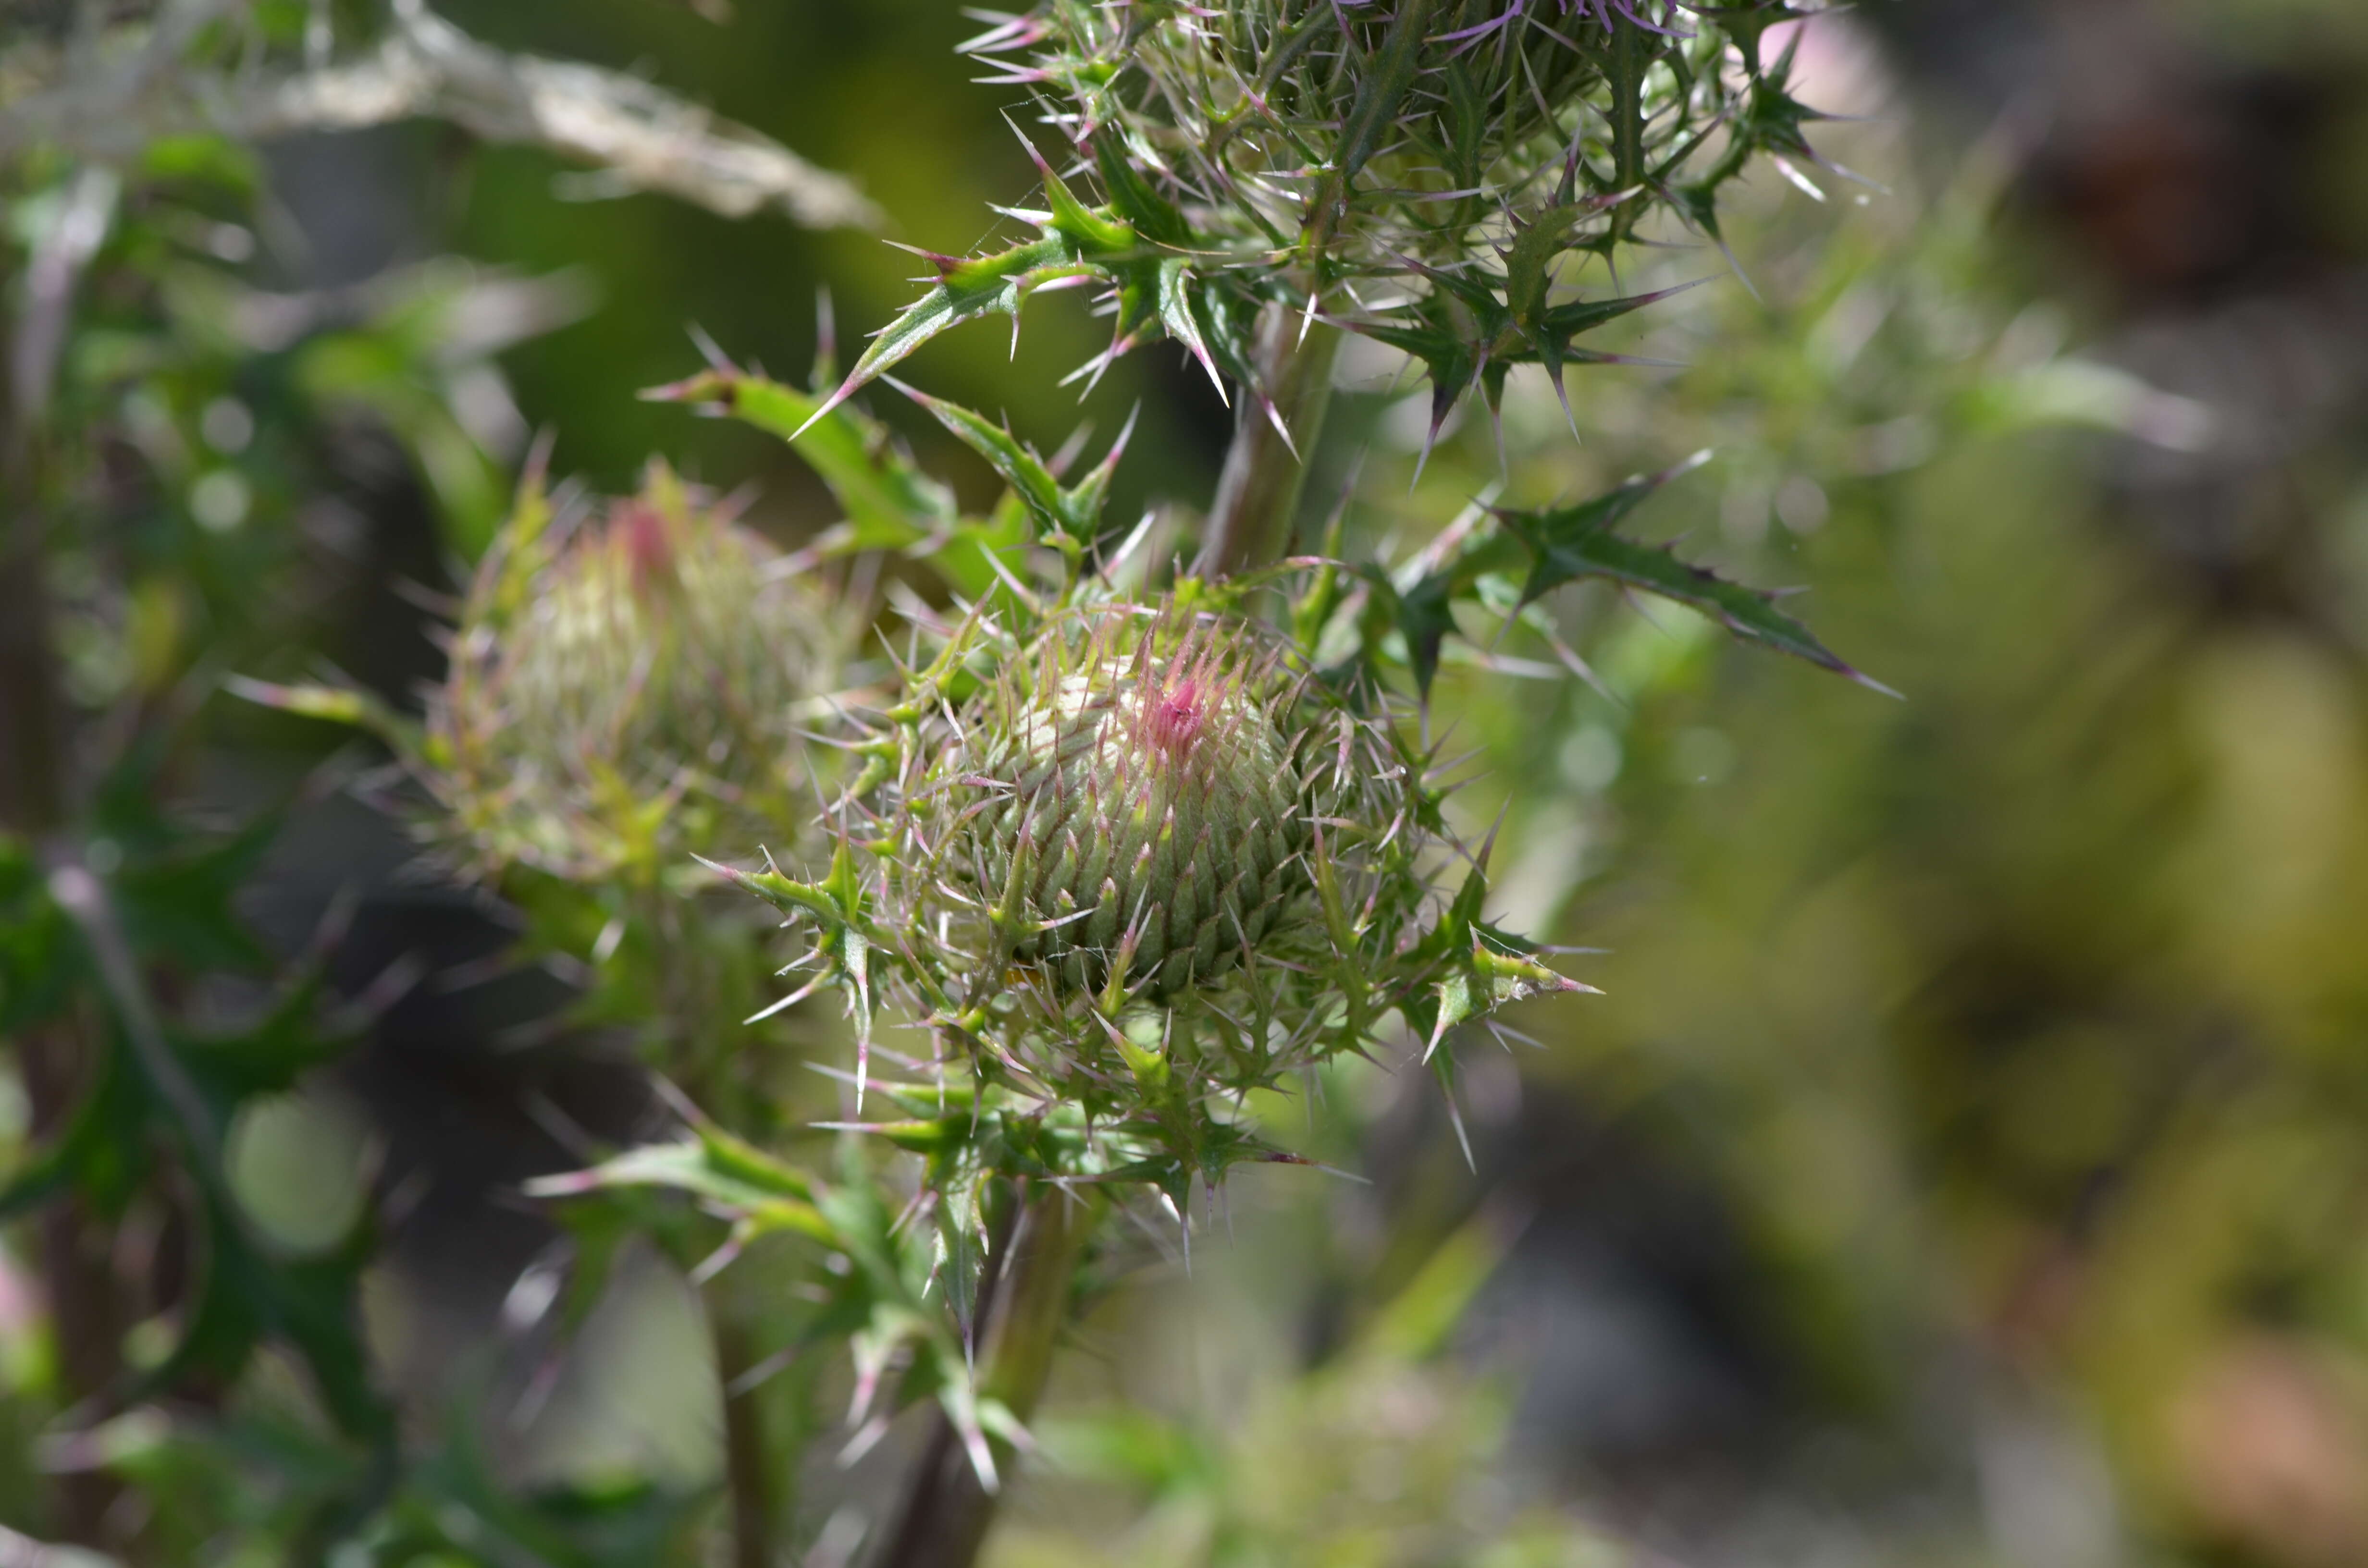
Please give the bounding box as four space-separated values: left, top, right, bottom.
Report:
11 1 2368 1564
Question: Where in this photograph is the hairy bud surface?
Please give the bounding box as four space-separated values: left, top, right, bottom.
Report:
951 615 1312 998
432 462 844 880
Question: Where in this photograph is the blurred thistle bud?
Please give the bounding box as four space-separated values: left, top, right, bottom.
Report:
427 459 848 882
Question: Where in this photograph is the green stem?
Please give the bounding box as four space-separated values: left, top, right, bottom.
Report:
0 242 64 837
1195 306 1342 581
869 1184 1093 1568
641 893 793 1568
1 207 130 1558
1613 15 1642 195
705 1280 783 1568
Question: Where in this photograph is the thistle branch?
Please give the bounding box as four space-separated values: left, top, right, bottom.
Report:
705 1280 785 1568
870 1184 1092 1568
1196 310 1342 580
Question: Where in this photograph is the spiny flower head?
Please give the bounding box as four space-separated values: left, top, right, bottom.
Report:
720 585 1587 1218
941 609 1310 1000
968 0 1726 271
429 459 848 882
814 2 1835 459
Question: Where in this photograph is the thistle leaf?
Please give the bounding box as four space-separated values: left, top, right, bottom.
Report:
893 382 1067 542
892 381 1128 553
1500 453 1891 689
524 1135 837 1247
644 365 955 551
800 233 1093 434
222 676 424 758
1309 0 1436 234
1340 275 1697 467
1402 864 1596 1064
1091 125 1193 248
1538 277 1708 343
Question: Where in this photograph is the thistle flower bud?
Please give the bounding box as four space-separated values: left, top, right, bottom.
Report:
950 612 1311 999
730 583 1587 1206
977 0 1711 272
431 461 844 881
812 3 1812 471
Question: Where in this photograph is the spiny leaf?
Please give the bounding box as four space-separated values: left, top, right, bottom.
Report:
659 354 1021 599
1364 519 1534 698
1337 300 1484 473
703 843 866 930
934 1170 987 1351
1691 1 1819 76
1339 275 1697 469
1155 255 1224 396
1539 276 1705 341
222 676 422 757
0 1037 140 1222
1402 862 1595 1064
893 383 1067 542
173 970 356 1115
892 381 1132 554
707 839 884 1100
1092 125 1193 248
524 1138 837 1247
799 232 1094 435
108 815 281 975
1308 0 1438 240
644 364 955 551
1500 453 1893 691
1010 119 1135 255
130 1187 390 1444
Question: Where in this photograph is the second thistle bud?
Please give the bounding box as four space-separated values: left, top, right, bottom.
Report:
943 610 1314 1000
431 461 846 881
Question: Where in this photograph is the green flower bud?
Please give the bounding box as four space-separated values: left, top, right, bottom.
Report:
432 461 844 880
947 610 1312 999
746 584 1582 1188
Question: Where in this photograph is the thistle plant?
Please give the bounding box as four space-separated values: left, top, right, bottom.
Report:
0 5 889 1558
590 4 1884 1560
242 456 866 1565
801 585 1579 1149
14 5 2351 1566
689 0 1870 1178
230 2 1872 1563
244 453 856 1078
424 460 870 1565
